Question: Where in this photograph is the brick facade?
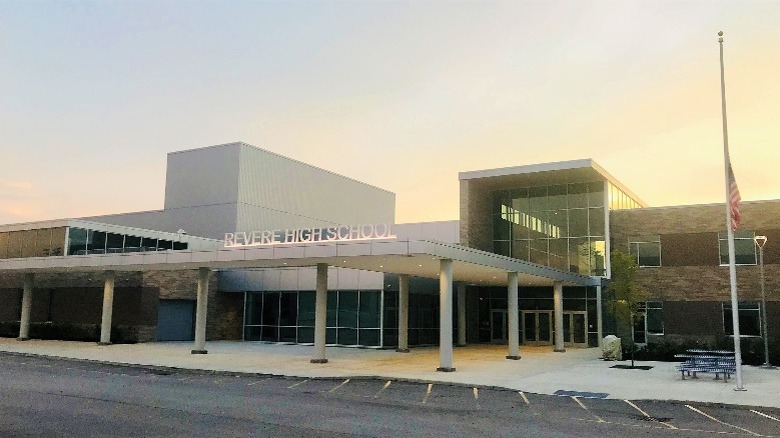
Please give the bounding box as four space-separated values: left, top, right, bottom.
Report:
611 200 780 360
0 269 244 343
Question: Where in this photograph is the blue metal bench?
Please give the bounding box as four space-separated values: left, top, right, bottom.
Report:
675 350 736 382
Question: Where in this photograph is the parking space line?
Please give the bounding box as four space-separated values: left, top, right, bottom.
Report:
751 410 780 423
287 379 309 389
328 379 350 393
519 391 530 405
686 405 760 436
374 380 392 398
248 378 270 386
422 383 433 404
571 396 605 423
473 388 480 408
624 400 677 429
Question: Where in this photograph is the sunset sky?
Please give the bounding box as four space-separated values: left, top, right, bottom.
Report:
1 0 779 226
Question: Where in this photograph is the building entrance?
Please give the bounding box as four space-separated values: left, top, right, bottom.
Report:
522 311 552 346
490 310 507 343
563 311 588 348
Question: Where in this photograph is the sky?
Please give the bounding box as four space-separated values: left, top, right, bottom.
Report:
2 0 780 226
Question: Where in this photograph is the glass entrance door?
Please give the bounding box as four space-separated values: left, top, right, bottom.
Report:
522 311 552 346
490 310 507 343
563 311 588 348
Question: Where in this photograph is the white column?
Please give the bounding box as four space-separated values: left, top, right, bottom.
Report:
18 273 34 341
191 267 210 354
457 283 467 347
311 263 329 363
98 270 116 345
397 274 410 352
596 285 604 348
554 281 565 352
437 259 455 372
507 272 520 359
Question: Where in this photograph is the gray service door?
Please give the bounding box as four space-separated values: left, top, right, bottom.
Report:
156 299 195 341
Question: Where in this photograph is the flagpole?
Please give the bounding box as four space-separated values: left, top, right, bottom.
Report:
718 31 745 391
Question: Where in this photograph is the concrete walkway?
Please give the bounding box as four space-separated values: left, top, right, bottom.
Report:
2 338 779 408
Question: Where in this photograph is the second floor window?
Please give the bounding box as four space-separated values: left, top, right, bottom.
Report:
629 235 661 267
718 231 756 265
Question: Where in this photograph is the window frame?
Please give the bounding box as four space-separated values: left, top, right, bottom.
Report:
718 230 757 266
628 235 661 267
722 302 762 337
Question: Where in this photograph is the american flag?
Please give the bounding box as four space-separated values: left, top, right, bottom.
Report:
728 161 741 231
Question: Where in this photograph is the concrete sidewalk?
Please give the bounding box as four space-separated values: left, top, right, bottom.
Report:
2 338 779 408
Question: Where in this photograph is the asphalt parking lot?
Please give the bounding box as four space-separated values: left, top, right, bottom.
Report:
2 353 779 437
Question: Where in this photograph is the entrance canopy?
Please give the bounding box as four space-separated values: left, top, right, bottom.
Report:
0 238 599 287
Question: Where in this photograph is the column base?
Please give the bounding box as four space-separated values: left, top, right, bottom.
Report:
455 344 467 348
760 364 777 370
97 342 112 346
554 349 566 353
17 337 30 341
395 348 410 353
310 358 329 364
191 349 208 354
436 367 456 372
506 355 521 360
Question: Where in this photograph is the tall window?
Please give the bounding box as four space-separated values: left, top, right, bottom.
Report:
633 301 663 343
491 181 607 276
723 302 761 337
628 235 661 267
719 231 756 265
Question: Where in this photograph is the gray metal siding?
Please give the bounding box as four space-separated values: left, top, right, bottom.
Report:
236 144 395 229
164 143 242 210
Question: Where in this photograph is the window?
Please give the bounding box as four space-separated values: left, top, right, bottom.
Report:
719 231 756 265
629 235 661 267
723 302 761 337
633 301 664 344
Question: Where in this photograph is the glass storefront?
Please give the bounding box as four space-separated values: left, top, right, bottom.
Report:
478 286 600 347
243 289 446 348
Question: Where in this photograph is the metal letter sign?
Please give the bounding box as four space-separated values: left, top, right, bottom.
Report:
224 224 396 248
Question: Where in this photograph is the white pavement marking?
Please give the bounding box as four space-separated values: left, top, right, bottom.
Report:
685 405 760 436
248 378 270 386
328 379 350 393
422 383 433 404
571 396 605 423
519 391 530 405
287 379 309 389
751 410 780 423
473 387 480 408
624 400 677 429
374 380 392 398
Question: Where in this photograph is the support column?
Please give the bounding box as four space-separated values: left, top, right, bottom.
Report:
98 270 116 345
507 272 520 360
596 285 604 348
397 274 410 352
553 281 565 352
191 267 210 354
18 273 34 341
437 259 455 372
457 283 467 347
311 263 329 363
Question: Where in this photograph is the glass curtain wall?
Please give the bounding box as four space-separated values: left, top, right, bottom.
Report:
492 182 607 276
66 227 187 255
244 289 446 348
0 227 67 259
244 290 383 347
